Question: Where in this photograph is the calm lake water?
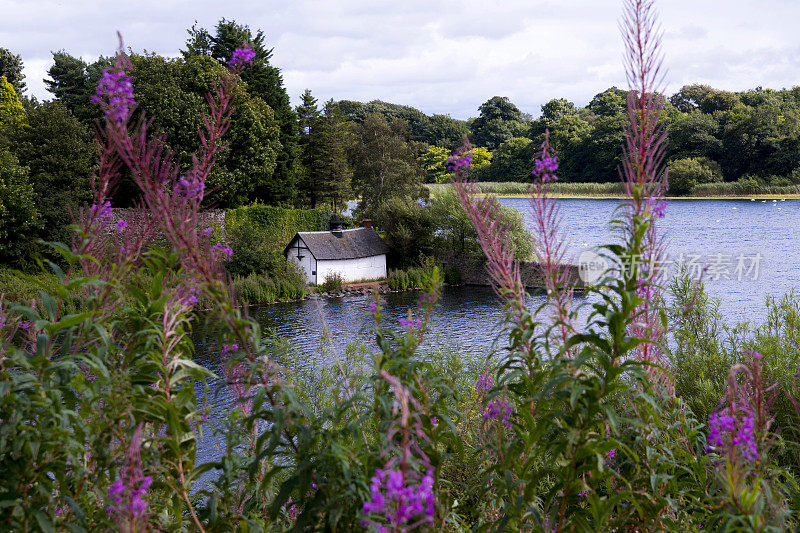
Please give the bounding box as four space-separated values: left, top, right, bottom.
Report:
192 198 799 469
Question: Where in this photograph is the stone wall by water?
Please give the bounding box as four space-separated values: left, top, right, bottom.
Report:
110 208 226 236
433 250 584 290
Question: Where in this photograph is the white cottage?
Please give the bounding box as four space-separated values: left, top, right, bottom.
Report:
284 217 389 285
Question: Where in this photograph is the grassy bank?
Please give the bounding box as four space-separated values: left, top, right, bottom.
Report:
0 267 307 310
427 181 800 199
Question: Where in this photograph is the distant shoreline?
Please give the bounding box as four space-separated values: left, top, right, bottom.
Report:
425 182 800 200
478 194 800 200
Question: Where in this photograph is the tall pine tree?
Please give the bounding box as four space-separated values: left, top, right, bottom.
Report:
295 91 351 210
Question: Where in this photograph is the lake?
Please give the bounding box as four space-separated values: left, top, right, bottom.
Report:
192 197 799 470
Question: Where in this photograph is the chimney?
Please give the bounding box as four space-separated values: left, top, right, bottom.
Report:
362 219 373 230
329 213 343 237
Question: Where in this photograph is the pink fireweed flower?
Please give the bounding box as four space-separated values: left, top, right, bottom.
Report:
747 350 762 360
635 278 656 301
203 227 213 236
180 278 201 307
707 411 735 449
92 68 135 124
212 243 233 262
90 200 113 223
484 399 513 429
115 219 128 232
107 425 151 523
107 476 152 518
446 142 474 174
221 343 239 356
476 373 494 392
707 408 759 462
362 467 435 530
532 155 559 182
175 174 204 199
645 197 667 219
398 317 422 330
228 46 256 68
733 412 759 462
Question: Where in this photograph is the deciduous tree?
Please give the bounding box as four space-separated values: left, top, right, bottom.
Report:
349 113 426 218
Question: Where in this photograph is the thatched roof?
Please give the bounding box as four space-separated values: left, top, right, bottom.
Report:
284 228 389 261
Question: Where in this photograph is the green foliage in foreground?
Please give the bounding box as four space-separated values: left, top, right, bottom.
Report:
4 182 799 530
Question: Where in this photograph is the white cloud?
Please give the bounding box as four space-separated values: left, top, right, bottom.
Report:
2 0 800 118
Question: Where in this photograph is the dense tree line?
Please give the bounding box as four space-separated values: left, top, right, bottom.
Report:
2 24 800 267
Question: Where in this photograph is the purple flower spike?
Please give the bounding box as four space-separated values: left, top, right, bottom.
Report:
229 46 256 68
92 68 135 124
733 412 759 462
115 219 128 232
176 174 205 199
90 200 113 224
645 197 667 219
746 350 762 360
398 317 422 330
484 399 513 429
362 466 435 530
476 373 494 392
212 243 234 262
532 155 559 182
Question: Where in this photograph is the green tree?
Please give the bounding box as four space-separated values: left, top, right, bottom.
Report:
668 156 723 194
699 90 741 115
0 48 26 95
587 86 628 117
471 96 528 150
121 53 280 207
669 84 714 113
296 92 352 209
667 112 722 161
349 113 426 218
184 18 298 203
530 113 592 180
296 89 322 205
417 146 450 183
44 52 94 118
7 100 96 242
422 114 470 149
487 137 536 181
374 197 435 266
0 76 25 131
0 151 41 264
429 190 533 260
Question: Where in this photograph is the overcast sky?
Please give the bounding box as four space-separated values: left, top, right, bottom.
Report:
2 0 799 119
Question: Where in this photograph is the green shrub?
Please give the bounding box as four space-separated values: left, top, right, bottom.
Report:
387 259 439 291
429 190 533 260
443 265 462 285
668 156 722 195
0 151 41 265
375 197 435 268
225 203 332 277
232 271 306 305
319 272 344 293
